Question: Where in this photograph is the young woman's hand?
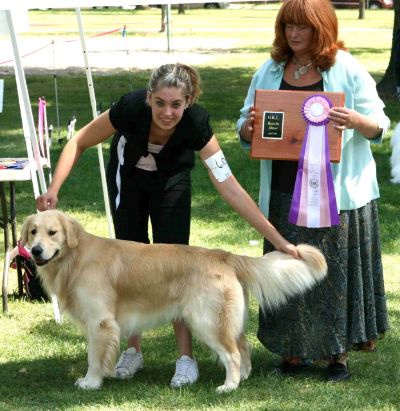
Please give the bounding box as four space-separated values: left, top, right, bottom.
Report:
36 191 58 211
276 241 300 259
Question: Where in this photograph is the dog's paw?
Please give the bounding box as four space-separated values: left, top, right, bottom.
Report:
240 368 252 381
75 376 103 390
215 382 239 394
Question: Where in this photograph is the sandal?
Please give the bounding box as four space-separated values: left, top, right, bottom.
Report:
353 341 377 352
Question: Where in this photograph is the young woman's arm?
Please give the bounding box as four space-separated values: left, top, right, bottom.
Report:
200 136 299 258
36 110 117 211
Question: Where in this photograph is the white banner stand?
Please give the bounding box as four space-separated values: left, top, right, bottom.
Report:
4 9 46 199
2 8 62 323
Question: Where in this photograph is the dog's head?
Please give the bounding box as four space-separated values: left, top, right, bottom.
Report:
21 210 81 267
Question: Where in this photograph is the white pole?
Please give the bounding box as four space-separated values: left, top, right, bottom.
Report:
5 9 47 198
51 40 61 143
166 3 171 53
75 7 115 239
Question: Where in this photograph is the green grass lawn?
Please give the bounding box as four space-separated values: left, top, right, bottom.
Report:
1 5 399 410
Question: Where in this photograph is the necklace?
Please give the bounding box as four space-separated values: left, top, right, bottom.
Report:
293 57 313 80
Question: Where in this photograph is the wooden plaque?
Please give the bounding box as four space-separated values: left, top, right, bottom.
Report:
250 90 345 162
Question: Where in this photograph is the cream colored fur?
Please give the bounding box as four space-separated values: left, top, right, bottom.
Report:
21 210 327 393
391 122 400 184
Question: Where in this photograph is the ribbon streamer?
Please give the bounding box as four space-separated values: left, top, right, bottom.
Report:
288 95 339 228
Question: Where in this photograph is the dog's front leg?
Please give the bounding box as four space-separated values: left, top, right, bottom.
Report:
75 318 120 390
75 369 103 390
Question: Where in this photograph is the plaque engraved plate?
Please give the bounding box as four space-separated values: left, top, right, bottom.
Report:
262 111 284 139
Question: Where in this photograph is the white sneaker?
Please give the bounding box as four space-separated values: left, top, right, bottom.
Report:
115 347 144 380
170 355 199 388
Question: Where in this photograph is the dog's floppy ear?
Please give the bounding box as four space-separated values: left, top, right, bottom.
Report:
59 213 81 249
20 214 35 246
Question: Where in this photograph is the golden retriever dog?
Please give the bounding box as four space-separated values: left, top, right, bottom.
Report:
21 210 327 393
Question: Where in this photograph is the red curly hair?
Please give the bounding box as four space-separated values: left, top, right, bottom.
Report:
271 0 346 71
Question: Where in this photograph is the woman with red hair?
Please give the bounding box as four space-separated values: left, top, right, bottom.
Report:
238 0 390 381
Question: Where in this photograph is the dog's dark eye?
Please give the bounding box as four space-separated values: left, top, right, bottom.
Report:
48 230 57 236
31 229 37 235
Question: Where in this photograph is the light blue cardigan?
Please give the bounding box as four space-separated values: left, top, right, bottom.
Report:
237 50 390 217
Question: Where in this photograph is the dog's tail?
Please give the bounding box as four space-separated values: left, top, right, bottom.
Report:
233 244 327 311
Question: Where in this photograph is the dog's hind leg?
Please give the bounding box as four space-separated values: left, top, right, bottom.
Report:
211 337 242 394
205 302 244 392
75 318 120 390
237 333 252 381
191 316 242 393
187 282 246 393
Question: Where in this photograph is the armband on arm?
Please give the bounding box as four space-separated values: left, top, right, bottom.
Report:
204 150 232 183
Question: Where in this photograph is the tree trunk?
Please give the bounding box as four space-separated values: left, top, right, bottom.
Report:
160 5 167 32
377 0 400 99
359 0 366 19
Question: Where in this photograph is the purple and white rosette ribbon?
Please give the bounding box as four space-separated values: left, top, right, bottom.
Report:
288 95 339 228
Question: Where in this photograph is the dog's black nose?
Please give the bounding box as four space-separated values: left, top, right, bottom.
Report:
31 245 43 257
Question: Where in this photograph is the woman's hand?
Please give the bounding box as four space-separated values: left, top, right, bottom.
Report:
36 191 58 211
240 105 255 143
329 107 381 139
328 106 362 131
